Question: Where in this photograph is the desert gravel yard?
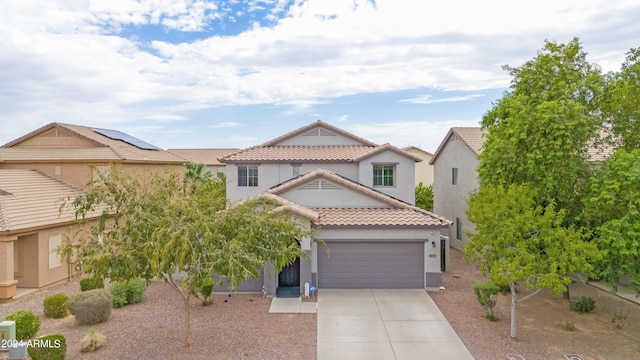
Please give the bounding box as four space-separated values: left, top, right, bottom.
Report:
431 248 640 360
0 281 316 360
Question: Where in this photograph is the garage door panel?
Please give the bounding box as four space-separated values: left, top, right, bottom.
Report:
318 242 424 288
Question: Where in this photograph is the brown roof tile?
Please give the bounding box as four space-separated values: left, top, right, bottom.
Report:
315 208 449 227
0 169 89 232
168 148 240 166
1 123 185 163
220 145 377 163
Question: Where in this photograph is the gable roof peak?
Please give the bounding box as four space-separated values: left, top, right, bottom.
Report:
260 120 378 147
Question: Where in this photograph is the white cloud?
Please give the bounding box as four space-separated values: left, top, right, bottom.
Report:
209 122 242 128
336 115 349 122
400 94 485 105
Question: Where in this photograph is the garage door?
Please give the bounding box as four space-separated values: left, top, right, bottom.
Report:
317 242 424 288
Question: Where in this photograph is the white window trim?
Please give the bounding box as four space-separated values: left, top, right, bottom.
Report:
372 163 397 188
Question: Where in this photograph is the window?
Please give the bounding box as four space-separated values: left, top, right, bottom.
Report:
373 165 395 187
238 166 258 187
292 164 301 177
452 167 458 185
456 218 463 241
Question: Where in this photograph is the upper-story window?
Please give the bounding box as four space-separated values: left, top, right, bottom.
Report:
452 167 459 185
292 164 301 177
373 164 395 187
238 166 258 187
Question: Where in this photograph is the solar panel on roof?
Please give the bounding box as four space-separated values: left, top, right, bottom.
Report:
92 128 161 150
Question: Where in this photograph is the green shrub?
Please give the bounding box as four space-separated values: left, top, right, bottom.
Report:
27 334 66 360
559 320 576 331
570 296 596 314
473 282 499 320
43 293 69 319
126 277 148 304
5 310 40 340
80 328 106 353
195 277 214 306
80 277 104 291
68 289 112 325
110 277 148 308
109 280 128 308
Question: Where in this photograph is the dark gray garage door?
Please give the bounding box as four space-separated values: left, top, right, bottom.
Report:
317 242 424 288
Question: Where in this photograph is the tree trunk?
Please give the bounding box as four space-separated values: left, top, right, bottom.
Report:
510 281 517 339
183 292 192 347
563 286 570 300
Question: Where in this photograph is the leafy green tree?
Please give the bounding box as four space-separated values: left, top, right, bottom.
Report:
603 48 640 151
65 171 309 347
479 38 604 223
415 182 433 211
465 183 600 338
184 162 212 194
583 148 640 292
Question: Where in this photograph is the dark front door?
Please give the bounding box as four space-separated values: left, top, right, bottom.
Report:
278 257 300 287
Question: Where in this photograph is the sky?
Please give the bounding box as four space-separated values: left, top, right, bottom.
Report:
1 1 639 153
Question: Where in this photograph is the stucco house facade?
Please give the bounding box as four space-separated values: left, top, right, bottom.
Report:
219 120 452 296
430 127 485 252
0 123 185 299
403 146 434 187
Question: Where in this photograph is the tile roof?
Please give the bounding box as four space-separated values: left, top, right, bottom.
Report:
1 123 185 163
267 169 452 227
257 193 319 221
402 146 434 157
0 169 91 232
314 208 449 227
167 148 240 166
219 145 377 163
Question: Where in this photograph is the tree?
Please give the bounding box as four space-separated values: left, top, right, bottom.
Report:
603 48 640 151
465 183 600 338
415 182 433 211
184 162 212 194
582 148 640 292
65 170 310 347
479 38 604 223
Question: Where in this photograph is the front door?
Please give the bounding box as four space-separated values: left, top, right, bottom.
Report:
278 258 300 287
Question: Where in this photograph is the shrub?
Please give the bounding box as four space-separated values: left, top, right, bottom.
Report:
110 277 148 308
80 277 104 291
473 282 499 320
27 334 66 360
612 311 628 329
559 320 576 331
43 293 69 319
5 310 40 340
570 296 596 314
68 289 112 325
195 278 214 306
80 328 106 353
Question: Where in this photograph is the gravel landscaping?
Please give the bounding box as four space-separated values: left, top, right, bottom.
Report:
1 281 316 360
432 248 640 360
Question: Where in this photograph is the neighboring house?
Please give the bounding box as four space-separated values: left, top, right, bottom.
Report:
219 120 452 296
0 122 185 189
430 127 485 254
167 148 240 177
403 146 434 187
0 123 186 299
0 170 99 299
430 126 615 257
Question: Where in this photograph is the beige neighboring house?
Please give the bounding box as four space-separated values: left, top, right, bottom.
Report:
0 122 186 299
403 146 434 187
0 170 100 299
0 122 186 189
167 148 240 177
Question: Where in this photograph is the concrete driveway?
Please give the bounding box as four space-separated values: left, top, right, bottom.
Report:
317 289 474 360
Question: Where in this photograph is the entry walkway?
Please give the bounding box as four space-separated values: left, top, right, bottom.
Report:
317 289 474 360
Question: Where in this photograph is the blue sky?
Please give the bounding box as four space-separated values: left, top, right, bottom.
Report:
1 1 639 153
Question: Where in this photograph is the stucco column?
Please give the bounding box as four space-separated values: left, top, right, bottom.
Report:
0 237 18 299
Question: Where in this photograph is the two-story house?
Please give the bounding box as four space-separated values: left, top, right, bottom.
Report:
219 120 452 296
0 123 185 299
429 127 485 256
